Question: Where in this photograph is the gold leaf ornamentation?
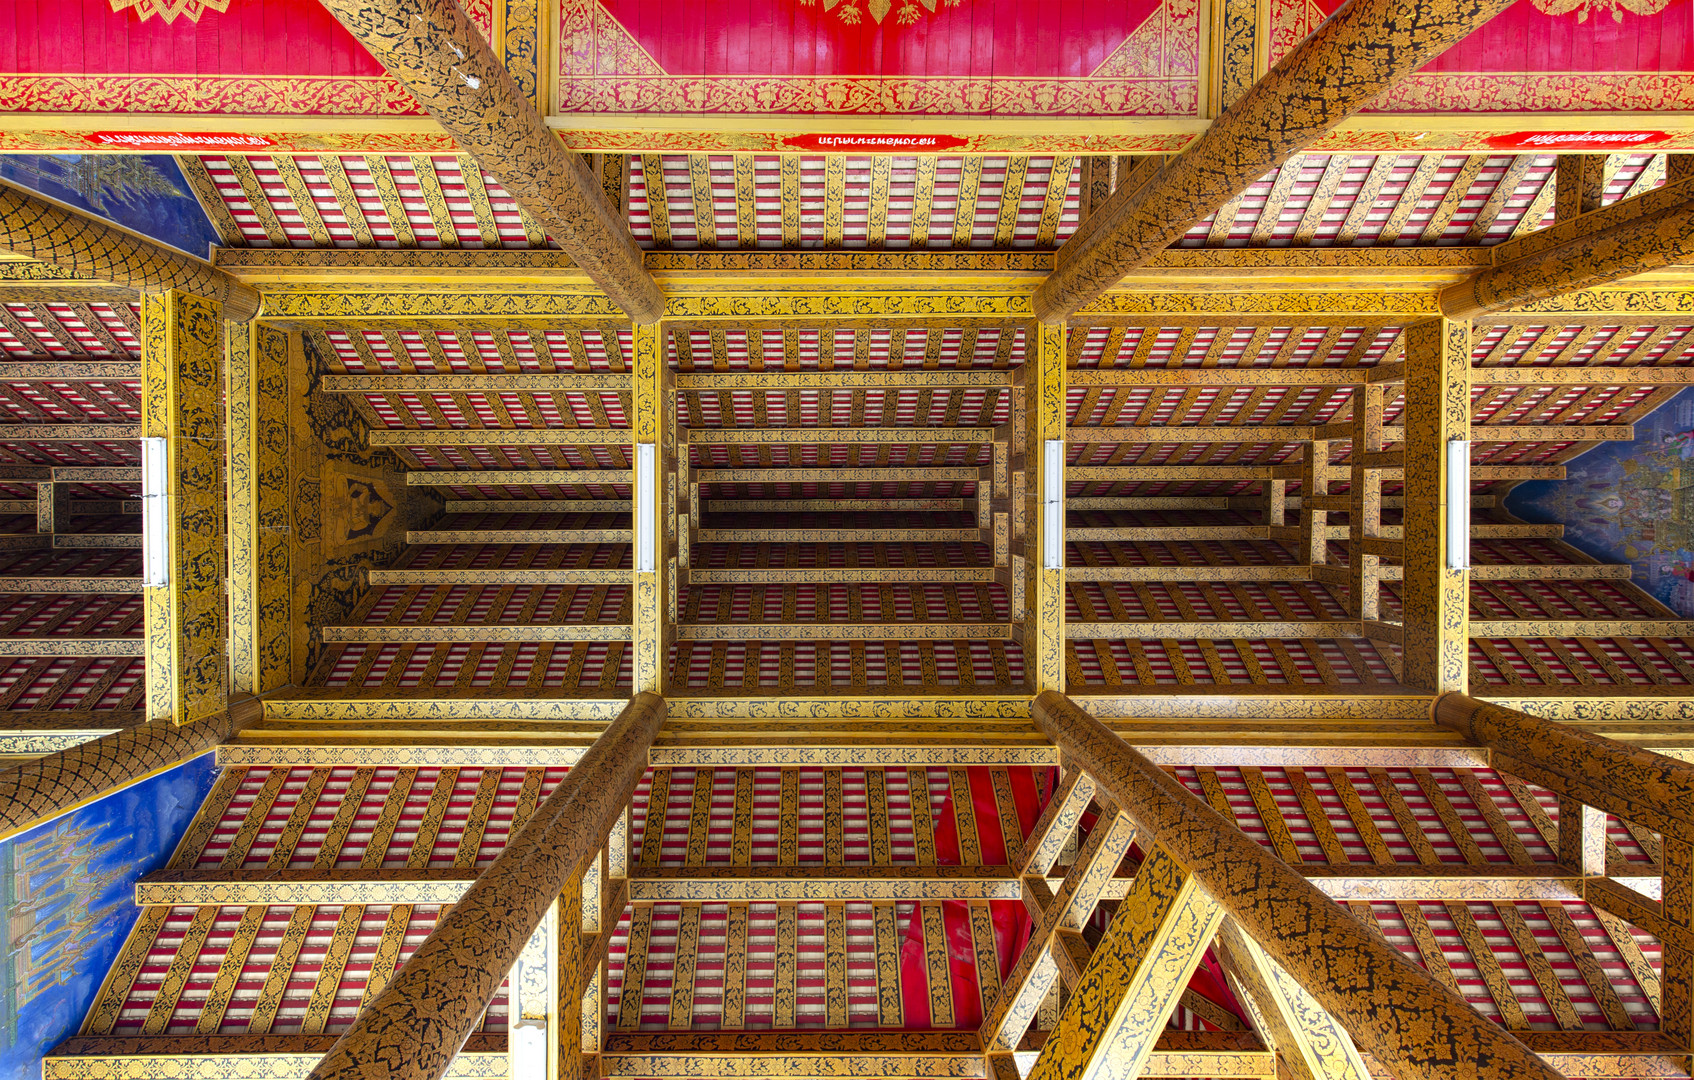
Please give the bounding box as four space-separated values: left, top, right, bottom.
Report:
109 0 233 24
800 0 962 26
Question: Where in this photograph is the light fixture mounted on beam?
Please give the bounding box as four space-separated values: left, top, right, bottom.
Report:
141 436 169 588
1446 438 1470 571
1043 439 1064 570
635 442 656 573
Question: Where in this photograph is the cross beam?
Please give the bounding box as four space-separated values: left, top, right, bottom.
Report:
1030 691 1564 1080
317 0 664 323
1030 0 1516 320
0 182 260 321
1442 177 1694 320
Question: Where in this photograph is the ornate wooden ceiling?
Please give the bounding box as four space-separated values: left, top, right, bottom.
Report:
7 125 1694 1080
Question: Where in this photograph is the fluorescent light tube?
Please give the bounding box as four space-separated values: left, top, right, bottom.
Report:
141 436 169 588
1445 438 1470 571
509 1020 547 1080
635 442 655 573
1043 439 1064 570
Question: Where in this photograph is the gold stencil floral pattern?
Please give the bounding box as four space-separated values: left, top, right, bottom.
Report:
109 0 232 23
800 0 962 26
1529 0 1671 21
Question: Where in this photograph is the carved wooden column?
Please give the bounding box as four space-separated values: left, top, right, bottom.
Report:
1016 322 1066 691
306 692 667 1080
0 181 258 319
142 291 231 726
1031 0 1517 320
226 321 292 698
632 323 675 695
317 0 663 322
0 696 259 841
1030 690 1563 1080
1400 319 1469 694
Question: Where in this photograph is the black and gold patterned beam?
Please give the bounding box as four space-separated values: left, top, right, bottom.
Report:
0 181 259 321
317 0 663 322
1032 0 1517 321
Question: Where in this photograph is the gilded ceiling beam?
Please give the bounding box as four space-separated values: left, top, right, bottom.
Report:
368 567 628 585
405 469 632 486
0 182 260 321
1442 177 1694 320
1471 366 1694 386
685 427 992 445
324 373 630 392
0 697 257 842
1065 620 1363 640
1031 0 1516 321
0 576 141 593
369 428 630 447
442 499 631 513
0 361 140 380
405 528 630 544
305 693 666 1080
0 424 139 441
316 0 664 323
1435 691 1694 847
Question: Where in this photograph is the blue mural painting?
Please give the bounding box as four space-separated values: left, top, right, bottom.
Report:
1506 387 1694 618
0 155 222 260
1 753 219 1080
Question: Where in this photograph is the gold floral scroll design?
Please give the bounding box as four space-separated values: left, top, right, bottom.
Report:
109 0 232 24
1530 0 1670 21
800 0 960 26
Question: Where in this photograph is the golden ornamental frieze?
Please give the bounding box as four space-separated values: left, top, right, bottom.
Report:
599 1054 982 1078
1482 696 1694 722
559 76 1195 117
648 251 1055 273
665 696 1030 719
216 744 593 767
108 0 230 23
0 733 108 756
1372 72 1694 114
0 74 423 115
260 292 623 320
628 878 1020 902
648 747 1058 765
663 293 1032 319
135 877 474 906
0 262 83 281
1076 693 1433 721
1080 291 1437 317
258 697 628 722
1513 289 1694 315
43 1053 505 1080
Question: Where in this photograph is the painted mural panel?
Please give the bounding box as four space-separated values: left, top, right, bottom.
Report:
0 753 219 1080
0 154 221 259
1506 387 1694 618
